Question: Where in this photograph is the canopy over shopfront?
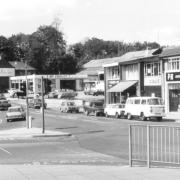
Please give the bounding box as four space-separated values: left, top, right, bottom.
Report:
108 80 137 93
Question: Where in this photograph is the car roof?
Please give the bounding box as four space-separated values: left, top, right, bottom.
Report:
8 106 22 109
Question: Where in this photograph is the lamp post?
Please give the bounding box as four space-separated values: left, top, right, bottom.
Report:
25 61 29 128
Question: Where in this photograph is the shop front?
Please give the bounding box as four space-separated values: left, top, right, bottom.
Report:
166 72 180 112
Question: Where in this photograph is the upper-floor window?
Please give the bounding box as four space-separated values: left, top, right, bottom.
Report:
125 64 139 80
109 66 119 79
167 57 180 71
144 61 161 76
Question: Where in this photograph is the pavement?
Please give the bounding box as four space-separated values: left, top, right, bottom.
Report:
0 165 180 180
0 127 71 140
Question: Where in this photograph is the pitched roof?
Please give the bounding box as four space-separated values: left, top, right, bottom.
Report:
83 49 159 69
83 56 121 68
115 49 159 64
160 46 180 58
0 60 14 68
76 67 103 75
9 61 36 70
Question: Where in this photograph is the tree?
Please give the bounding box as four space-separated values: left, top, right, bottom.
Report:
69 38 161 67
28 25 66 74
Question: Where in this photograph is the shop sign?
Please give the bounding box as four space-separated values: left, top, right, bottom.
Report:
166 72 180 81
144 76 161 86
0 68 15 77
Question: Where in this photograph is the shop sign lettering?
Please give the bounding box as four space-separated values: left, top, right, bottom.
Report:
166 72 180 81
144 76 161 86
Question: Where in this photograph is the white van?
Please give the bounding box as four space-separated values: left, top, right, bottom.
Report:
124 96 165 121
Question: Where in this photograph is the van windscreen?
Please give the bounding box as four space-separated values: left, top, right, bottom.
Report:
147 98 163 105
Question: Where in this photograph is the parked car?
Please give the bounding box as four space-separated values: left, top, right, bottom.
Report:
83 100 104 116
9 89 26 98
104 104 125 118
47 91 58 99
93 90 104 96
6 106 26 122
28 98 47 109
124 96 165 121
58 92 77 99
59 100 79 113
0 94 11 110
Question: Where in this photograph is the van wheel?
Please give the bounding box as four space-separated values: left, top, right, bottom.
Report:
127 113 132 120
140 112 146 121
115 112 119 119
105 112 109 118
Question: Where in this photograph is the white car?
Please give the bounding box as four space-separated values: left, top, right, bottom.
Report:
6 106 26 122
124 96 165 121
104 104 125 118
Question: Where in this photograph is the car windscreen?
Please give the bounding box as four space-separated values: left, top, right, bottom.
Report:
8 108 21 112
94 102 103 107
147 98 163 105
67 102 75 106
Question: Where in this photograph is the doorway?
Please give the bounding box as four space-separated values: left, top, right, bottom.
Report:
169 89 180 112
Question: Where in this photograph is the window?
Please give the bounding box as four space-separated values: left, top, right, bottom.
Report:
109 66 119 79
144 61 161 76
141 100 146 104
134 99 140 104
125 64 138 80
167 57 180 71
147 98 163 105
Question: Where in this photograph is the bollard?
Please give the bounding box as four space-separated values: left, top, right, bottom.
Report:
29 116 32 128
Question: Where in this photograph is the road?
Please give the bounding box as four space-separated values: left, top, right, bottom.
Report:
0 99 178 165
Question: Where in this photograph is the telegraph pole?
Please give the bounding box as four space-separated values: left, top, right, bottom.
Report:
25 61 29 128
41 76 45 133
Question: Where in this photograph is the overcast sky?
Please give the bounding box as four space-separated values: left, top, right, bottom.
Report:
1 0 180 46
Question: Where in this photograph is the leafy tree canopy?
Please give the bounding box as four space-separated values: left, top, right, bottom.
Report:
68 37 160 67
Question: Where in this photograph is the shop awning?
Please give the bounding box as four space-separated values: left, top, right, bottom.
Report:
108 81 137 93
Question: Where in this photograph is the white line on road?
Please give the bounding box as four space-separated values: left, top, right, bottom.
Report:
0 147 12 155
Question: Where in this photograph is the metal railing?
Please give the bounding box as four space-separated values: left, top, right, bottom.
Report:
129 124 180 167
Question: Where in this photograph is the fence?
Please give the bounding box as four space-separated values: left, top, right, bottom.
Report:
129 124 180 167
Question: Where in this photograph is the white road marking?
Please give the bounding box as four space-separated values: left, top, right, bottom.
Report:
0 147 12 155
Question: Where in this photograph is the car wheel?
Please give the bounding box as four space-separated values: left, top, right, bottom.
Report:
119 111 125 119
105 112 109 118
115 112 119 119
140 112 146 121
127 113 132 120
85 110 89 116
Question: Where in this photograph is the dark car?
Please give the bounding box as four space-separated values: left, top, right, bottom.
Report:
0 94 11 110
93 90 104 96
28 98 47 109
83 100 104 116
